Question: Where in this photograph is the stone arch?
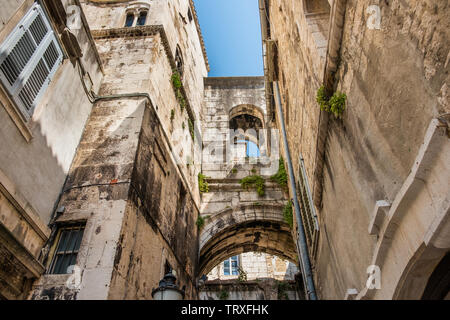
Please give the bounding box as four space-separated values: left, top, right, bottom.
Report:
392 245 450 300
228 104 266 156
198 203 298 275
421 251 450 299
229 104 265 128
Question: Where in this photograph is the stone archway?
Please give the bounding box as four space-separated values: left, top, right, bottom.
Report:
198 202 297 275
229 104 266 127
199 219 297 276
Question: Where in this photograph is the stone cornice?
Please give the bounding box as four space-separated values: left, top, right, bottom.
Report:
189 0 210 72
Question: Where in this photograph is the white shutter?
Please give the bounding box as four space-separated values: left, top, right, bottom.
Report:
0 2 63 121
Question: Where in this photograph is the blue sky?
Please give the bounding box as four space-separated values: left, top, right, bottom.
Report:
193 0 263 77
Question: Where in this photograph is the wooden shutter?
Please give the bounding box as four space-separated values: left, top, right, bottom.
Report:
0 2 63 121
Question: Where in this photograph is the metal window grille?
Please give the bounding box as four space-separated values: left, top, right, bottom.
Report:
0 2 63 121
297 154 320 260
48 225 85 274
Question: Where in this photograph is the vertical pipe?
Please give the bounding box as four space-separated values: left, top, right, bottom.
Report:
274 81 317 300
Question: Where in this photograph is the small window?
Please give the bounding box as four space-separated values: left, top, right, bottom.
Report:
136 11 147 26
223 255 239 276
125 13 135 27
187 8 193 22
0 3 63 121
48 225 85 274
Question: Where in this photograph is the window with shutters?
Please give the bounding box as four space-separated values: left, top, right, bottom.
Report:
0 3 63 121
297 154 320 260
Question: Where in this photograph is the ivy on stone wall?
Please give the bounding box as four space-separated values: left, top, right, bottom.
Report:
198 173 209 193
270 157 288 191
218 290 229 300
283 200 293 228
237 267 248 283
196 215 205 229
172 71 186 112
240 175 265 197
188 118 194 140
316 85 347 118
276 280 290 300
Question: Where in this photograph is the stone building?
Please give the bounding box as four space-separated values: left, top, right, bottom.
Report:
0 0 448 301
259 0 450 299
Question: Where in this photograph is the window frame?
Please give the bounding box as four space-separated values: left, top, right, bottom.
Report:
223 255 240 276
0 2 63 122
124 12 135 27
136 10 148 26
47 224 85 275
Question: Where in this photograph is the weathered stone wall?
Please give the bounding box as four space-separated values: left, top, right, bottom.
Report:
30 96 145 300
207 252 299 281
199 278 301 300
82 0 208 133
267 0 449 299
88 27 206 205
108 100 200 299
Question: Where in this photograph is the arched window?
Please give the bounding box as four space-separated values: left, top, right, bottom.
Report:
125 12 134 27
136 10 147 26
175 46 183 77
187 7 193 22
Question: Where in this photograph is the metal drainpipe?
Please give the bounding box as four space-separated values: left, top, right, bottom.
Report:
274 81 318 300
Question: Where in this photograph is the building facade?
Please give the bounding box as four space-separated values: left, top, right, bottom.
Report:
259 0 449 299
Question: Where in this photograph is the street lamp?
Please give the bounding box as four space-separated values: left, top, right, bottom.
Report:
151 271 185 300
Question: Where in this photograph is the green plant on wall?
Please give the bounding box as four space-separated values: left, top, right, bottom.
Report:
188 118 194 140
196 215 205 229
277 281 290 300
240 175 265 197
218 290 229 300
170 109 175 121
316 85 330 111
172 71 186 111
198 173 209 193
329 92 347 118
270 157 288 191
237 267 247 283
171 71 182 89
316 85 347 118
283 200 293 228
231 167 237 174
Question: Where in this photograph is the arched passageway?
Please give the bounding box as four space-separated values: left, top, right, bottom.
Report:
199 219 297 276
